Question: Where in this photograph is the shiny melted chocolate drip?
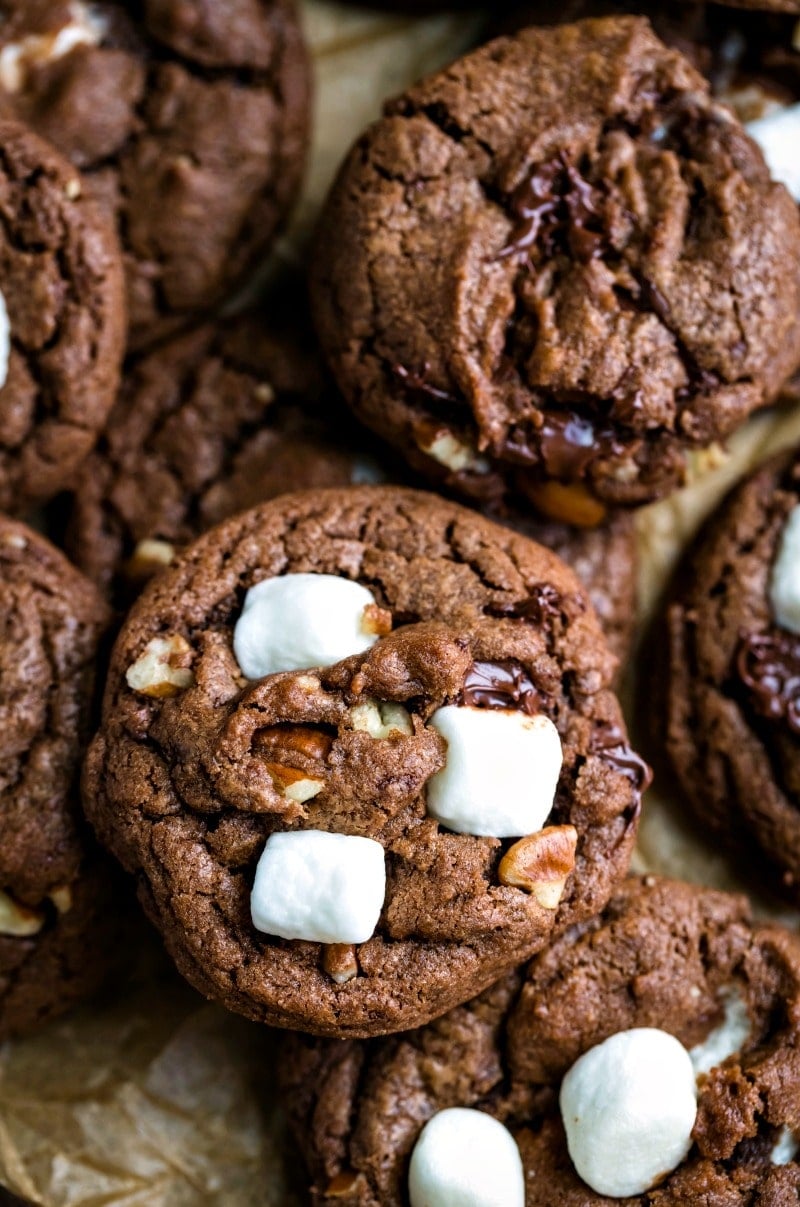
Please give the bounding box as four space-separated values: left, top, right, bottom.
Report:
460 660 542 716
736 630 800 735
503 411 628 481
499 155 605 263
591 723 653 796
488 584 562 627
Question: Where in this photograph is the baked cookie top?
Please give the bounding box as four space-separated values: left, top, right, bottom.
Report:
665 446 800 899
0 117 125 513
66 314 385 605
83 485 646 1037
311 17 800 511
282 875 800 1204
0 515 113 1038
0 0 310 346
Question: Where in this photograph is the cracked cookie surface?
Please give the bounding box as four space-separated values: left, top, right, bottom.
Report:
66 313 387 607
311 17 800 511
281 875 800 1205
0 0 310 347
0 118 125 514
83 485 644 1037
665 446 800 901
0 516 114 1038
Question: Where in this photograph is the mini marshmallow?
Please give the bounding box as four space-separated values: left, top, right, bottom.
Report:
0 2 108 92
408 1108 525 1207
747 104 800 202
250 829 386 944
560 1028 697 1198
770 504 800 634
426 706 562 837
771 1126 799 1166
690 987 751 1076
0 288 9 390
233 573 381 679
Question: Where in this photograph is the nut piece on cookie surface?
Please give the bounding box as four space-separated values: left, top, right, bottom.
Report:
83 486 644 1037
312 18 800 510
498 825 578 907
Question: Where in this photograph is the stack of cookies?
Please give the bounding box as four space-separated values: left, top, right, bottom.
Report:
3 1 800 1204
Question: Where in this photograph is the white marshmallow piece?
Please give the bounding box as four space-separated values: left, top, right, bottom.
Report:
233 573 381 679
408 1108 525 1207
690 988 751 1077
0 2 108 93
770 504 800 634
560 1028 698 1198
746 104 800 202
426 706 562 837
250 830 386 944
0 288 9 390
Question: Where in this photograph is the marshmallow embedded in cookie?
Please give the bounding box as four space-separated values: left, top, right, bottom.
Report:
770 504 800 634
559 1028 697 1197
0 2 107 93
408 1108 525 1207
747 105 800 203
426 707 562 837
233 574 385 679
250 830 386 944
689 987 751 1076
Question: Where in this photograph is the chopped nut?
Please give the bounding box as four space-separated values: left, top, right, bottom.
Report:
259 725 332 802
498 824 578 909
325 1171 363 1197
525 480 607 528
361 602 392 637
254 382 275 403
49 885 73 914
323 943 359 985
687 442 729 483
126 635 195 698
349 699 413 739
0 889 45 937
417 427 490 474
65 177 82 200
258 725 333 762
265 763 325 803
124 538 176 582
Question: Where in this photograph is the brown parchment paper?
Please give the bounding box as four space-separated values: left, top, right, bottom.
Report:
1 3 799 1203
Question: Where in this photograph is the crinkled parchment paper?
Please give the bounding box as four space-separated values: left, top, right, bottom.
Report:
1 4 798 1202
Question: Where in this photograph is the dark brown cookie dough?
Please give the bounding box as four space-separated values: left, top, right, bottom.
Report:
282 875 800 1205
0 515 115 1039
0 118 125 514
64 309 638 659
65 314 388 606
83 486 645 1037
311 17 800 513
664 446 800 900
0 0 310 348
501 1 800 125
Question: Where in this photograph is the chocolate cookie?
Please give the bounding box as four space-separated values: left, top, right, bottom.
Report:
64 310 638 659
502 2 800 201
0 516 114 1038
311 17 800 513
665 445 800 900
0 118 125 514
282 875 800 1205
66 314 387 606
83 485 646 1037
0 0 310 347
